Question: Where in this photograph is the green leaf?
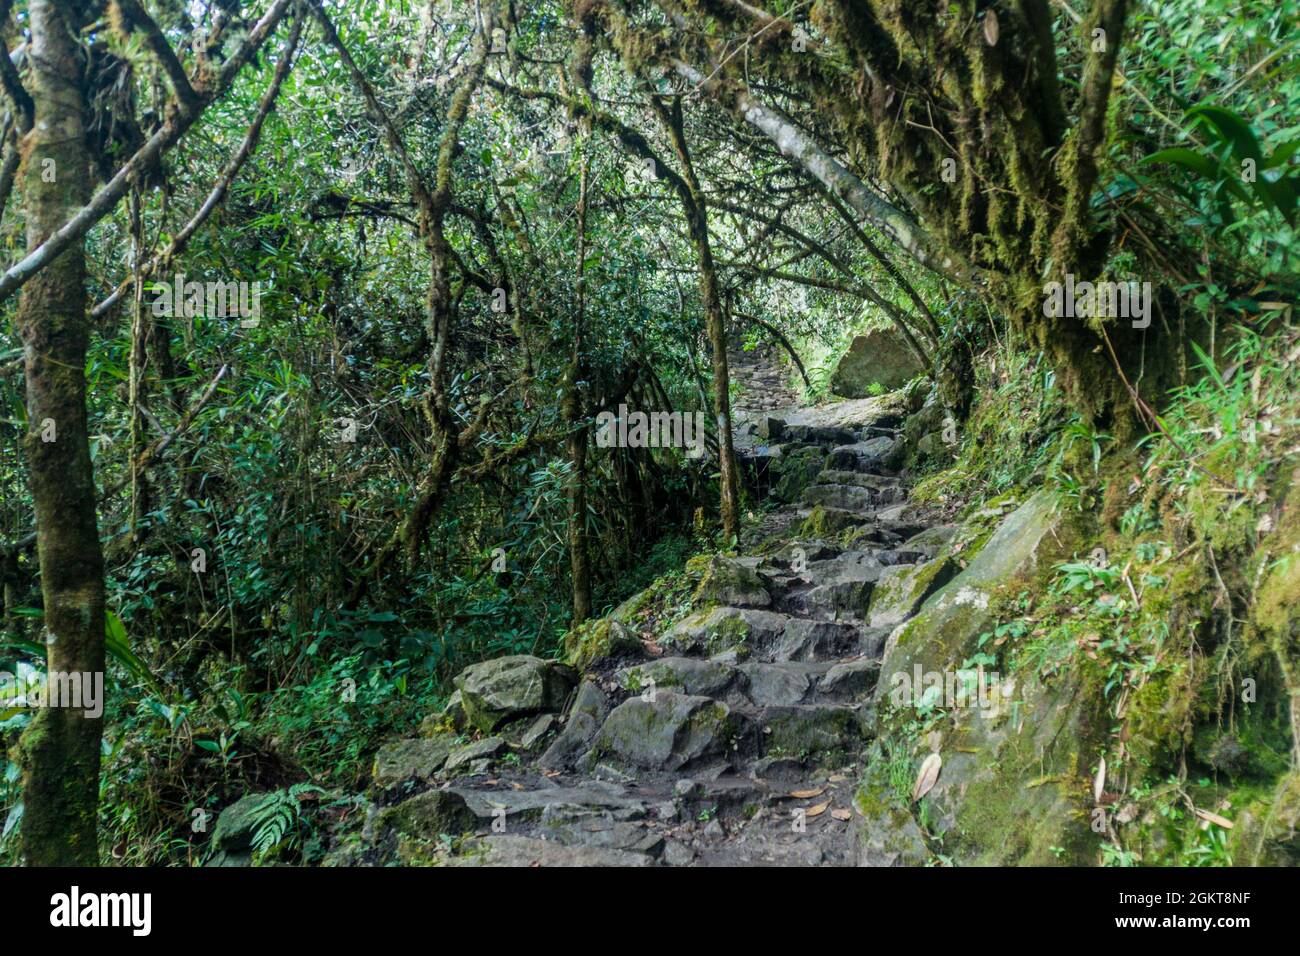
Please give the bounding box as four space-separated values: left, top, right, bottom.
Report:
106 611 162 694
1142 147 1220 180
1187 105 1264 163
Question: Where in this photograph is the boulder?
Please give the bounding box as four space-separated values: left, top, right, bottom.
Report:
586 692 742 771
830 329 925 397
539 680 610 771
867 555 959 629
205 793 271 866
759 703 869 762
453 655 577 732
562 618 643 670
692 555 772 608
376 788 479 850
877 491 1070 699
444 736 506 774
617 657 739 698
372 736 455 789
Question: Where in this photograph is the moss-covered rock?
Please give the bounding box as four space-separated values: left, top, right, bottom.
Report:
453 655 577 733
562 618 642 670
853 761 932 866
691 555 772 609
771 445 827 503
372 736 455 790
205 793 274 867
868 555 959 629
617 657 738 698
585 692 742 771
376 788 479 857
419 690 467 737
1229 770 1300 866
915 669 1106 865
830 329 925 397
760 704 869 763
877 491 1072 699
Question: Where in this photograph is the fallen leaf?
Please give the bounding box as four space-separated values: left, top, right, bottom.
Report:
828 774 846 783
831 808 852 821
1194 808 1234 829
913 752 941 802
983 10 999 46
806 800 830 818
790 787 825 799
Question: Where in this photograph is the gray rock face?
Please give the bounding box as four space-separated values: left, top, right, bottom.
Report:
539 680 610 771
444 736 506 773
454 655 577 732
693 555 772 609
205 793 272 866
587 692 741 771
518 713 556 750
878 491 1069 698
827 437 896 472
452 834 654 867
373 736 455 789
618 657 738 698
818 659 880 700
867 555 959 629
739 661 815 706
830 329 925 397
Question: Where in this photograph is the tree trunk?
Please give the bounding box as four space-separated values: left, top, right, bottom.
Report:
657 97 741 543
565 7 596 624
14 0 105 867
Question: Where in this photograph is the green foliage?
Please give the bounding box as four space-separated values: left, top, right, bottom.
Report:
244 784 325 864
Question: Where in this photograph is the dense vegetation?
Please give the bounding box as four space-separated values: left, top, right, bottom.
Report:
0 0 1296 866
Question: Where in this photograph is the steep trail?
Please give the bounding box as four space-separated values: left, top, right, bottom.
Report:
333 357 945 867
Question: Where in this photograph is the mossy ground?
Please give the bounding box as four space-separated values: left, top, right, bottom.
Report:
881 323 1300 865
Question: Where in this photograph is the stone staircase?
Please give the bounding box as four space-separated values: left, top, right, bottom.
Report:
338 391 949 867
730 341 800 414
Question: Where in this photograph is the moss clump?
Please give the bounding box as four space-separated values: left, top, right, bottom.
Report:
562 618 641 671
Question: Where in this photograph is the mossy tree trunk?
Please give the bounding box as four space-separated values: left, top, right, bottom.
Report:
655 95 741 542
15 0 105 866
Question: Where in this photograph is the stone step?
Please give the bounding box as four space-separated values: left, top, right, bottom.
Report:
615 656 880 709
663 605 864 662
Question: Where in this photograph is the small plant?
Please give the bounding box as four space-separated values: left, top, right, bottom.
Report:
245 783 325 864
